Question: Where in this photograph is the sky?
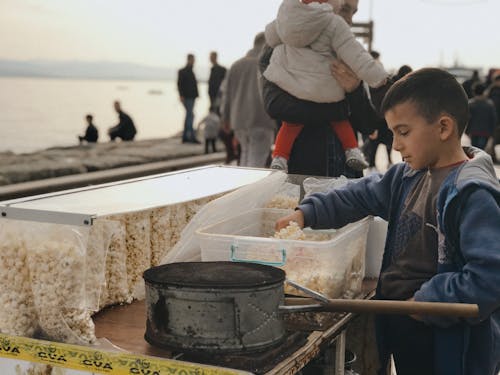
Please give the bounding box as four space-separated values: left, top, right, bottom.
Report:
1 0 499 76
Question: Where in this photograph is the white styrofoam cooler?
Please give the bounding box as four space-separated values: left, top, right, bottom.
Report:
196 208 372 299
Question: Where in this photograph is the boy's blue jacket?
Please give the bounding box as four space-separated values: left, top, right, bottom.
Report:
298 147 500 375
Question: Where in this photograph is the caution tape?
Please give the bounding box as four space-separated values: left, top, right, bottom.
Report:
0 333 249 375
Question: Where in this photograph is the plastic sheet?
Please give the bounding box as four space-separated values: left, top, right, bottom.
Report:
264 181 301 210
0 217 117 344
163 172 288 264
0 220 38 337
85 219 115 311
98 219 131 308
302 175 350 196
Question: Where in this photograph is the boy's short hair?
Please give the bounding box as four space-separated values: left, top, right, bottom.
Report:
86 114 93 121
381 68 469 136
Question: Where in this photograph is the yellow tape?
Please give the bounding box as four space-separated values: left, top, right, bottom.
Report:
0 334 248 375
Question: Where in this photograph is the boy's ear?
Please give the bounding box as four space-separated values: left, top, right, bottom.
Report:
438 114 456 141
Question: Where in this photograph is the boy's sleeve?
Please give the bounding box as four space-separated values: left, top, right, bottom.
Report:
298 166 401 229
414 188 500 326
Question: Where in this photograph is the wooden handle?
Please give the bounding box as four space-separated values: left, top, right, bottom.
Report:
284 298 479 318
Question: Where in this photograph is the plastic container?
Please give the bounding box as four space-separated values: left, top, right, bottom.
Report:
365 217 388 278
196 208 371 299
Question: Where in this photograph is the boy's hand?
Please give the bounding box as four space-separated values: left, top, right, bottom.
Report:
275 210 305 231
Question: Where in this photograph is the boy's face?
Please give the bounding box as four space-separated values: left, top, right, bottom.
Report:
386 101 444 170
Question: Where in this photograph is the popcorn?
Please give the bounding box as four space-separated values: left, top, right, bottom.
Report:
150 207 173 267
121 211 151 299
270 221 366 299
19 363 54 375
265 195 299 210
0 223 38 337
85 220 114 310
26 232 96 345
0 194 221 344
98 219 131 308
273 221 306 240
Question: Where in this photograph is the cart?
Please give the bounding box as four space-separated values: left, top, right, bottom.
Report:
0 165 383 375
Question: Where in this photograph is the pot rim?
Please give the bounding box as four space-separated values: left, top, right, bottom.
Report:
143 261 286 289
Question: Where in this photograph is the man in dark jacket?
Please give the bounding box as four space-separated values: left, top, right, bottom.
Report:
466 83 497 150
462 69 480 99
177 54 200 144
108 101 137 141
208 51 226 110
260 45 387 178
258 0 391 178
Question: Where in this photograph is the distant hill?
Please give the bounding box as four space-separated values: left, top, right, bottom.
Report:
0 59 209 81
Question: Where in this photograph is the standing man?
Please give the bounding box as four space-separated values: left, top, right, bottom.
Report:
208 51 226 110
108 101 137 141
462 70 480 99
466 83 497 150
177 53 200 144
220 32 276 168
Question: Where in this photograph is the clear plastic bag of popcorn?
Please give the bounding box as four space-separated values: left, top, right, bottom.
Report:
121 211 151 300
23 221 95 344
36 308 96 345
23 222 89 310
98 218 131 308
85 219 115 311
150 207 173 267
0 220 38 337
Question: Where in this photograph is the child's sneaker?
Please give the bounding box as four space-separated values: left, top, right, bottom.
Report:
345 148 369 171
270 156 288 173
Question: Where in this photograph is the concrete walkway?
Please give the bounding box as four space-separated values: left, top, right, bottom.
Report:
0 137 226 200
0 136 225 186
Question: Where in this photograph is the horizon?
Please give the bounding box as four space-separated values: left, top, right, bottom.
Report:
0 56 495 82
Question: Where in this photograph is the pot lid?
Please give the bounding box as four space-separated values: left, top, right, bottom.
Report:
143 261 286 288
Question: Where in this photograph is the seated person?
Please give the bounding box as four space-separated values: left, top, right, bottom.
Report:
79 114 98 144
108 101 137 141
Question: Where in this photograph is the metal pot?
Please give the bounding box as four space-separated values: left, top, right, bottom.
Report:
143 261 287 353
143 262 479 353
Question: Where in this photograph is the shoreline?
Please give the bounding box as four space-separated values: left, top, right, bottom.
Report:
0 136 223 187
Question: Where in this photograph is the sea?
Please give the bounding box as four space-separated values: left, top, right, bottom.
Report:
0 77 211 154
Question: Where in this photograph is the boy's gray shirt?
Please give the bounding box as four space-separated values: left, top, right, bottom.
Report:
298 147 500 374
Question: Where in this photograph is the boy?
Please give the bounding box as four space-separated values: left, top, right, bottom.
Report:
276 68 500 375
78 114 98 144
264 0 388 172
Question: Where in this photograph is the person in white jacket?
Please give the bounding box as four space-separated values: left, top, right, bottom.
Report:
264 0 388 172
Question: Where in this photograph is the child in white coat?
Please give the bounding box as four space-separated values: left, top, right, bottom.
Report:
265 0 388 172
197 106 220 154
